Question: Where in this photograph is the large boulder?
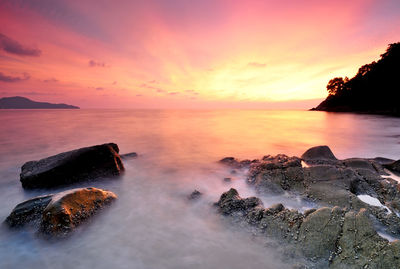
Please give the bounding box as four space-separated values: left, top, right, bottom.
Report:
20 143 124 189
40 187 117 235
301 145 337 162
5 187 117 236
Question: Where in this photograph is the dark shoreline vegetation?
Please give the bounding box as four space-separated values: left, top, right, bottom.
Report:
4 143 400 267
312 42 400 116
0 96 79 109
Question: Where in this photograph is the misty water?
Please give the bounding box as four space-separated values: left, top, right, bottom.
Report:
1 109 400 269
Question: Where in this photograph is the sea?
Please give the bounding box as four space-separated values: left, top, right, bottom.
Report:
0 109 400 269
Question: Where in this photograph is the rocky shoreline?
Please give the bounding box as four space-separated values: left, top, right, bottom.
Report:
4 143 400 267
216 145 400 268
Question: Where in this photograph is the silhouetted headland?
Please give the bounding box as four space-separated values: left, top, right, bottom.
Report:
0 96 79 109
312 42 400 116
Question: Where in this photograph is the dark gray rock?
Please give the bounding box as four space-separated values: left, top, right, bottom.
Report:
219 157 240 167
247 154 304 194
301 145 337 162
5 195 53 227
298 207 344 260
342 158 375 171
219 157 258 168
216 188 400 268
216 188 263 216
20 143 124 189
216 146 400 267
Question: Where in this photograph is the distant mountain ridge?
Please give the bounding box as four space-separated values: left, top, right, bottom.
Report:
0 96 79 109
312 42 400 116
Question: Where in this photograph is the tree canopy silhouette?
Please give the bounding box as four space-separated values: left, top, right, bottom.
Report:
312 42 400 116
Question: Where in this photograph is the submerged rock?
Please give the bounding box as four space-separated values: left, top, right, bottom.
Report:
219 157 258 169
120 152 138 159
20 143 124 189
5 187 117 236
188 190 203 201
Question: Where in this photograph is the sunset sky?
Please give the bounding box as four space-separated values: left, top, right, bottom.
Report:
0 0 399 109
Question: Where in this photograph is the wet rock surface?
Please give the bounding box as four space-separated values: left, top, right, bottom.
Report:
216 188 400 268
20 143 124 189
5 195 53 227
5 187 117 237
217 145 400 268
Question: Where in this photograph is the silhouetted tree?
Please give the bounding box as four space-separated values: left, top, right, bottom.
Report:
326 77 346 96
356 62 376 77
314 42 400 115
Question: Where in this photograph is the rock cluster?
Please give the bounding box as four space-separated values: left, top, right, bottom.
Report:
5 143 130 237
218 145 400 268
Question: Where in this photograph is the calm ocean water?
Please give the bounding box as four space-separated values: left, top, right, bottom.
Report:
0 109 400 269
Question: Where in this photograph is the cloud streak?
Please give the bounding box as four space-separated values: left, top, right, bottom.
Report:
89 60 107 67
43 78 59 83
0 33 41 56
0 72 30 82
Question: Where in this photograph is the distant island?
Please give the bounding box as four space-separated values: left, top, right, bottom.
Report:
0 96 79 109
311 42 400 116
